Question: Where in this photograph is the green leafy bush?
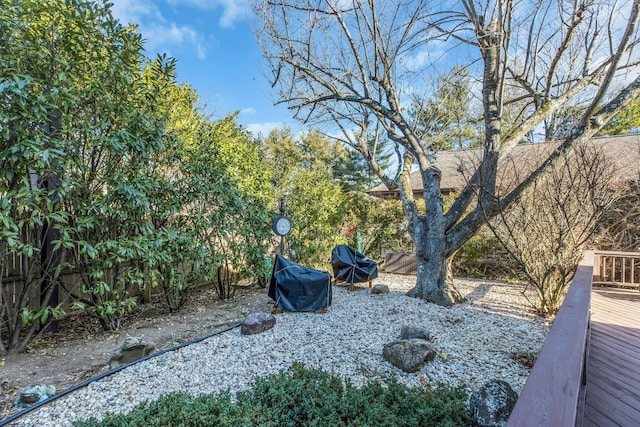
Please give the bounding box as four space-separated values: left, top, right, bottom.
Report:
74 363 472 427
343 194 413 262
452 228 513 279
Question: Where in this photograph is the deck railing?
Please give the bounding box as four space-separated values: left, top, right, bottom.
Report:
593 250 640 288
506 251 594 427
507 250 640 426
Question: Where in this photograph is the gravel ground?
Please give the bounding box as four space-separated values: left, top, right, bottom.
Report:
8 273 548 426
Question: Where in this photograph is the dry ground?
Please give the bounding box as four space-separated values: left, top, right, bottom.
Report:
0 284 274 420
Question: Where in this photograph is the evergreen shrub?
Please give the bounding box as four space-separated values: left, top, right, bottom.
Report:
74 363 472 427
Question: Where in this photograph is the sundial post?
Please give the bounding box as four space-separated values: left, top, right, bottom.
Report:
279 198 285 254
272 196 291 255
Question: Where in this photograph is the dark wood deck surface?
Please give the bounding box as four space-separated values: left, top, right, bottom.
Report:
582 286 640 427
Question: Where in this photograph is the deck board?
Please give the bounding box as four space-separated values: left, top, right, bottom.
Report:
581 287 640 427
589 340 640 369
589 331 639 354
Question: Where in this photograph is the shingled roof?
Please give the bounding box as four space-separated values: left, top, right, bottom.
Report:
367 134 640 198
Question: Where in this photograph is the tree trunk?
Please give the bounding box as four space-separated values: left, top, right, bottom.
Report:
405 167 463 305
407 225 463 306
40 109 62 333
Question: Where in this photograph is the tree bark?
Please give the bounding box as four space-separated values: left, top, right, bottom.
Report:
405 167 463 305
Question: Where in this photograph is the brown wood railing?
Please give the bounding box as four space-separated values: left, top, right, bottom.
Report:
506 251 594 427
507 250 640 426
593 250 640 288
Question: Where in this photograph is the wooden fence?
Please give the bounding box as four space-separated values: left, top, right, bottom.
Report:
1 248 173 313
383 252 418 275
1 247 246 314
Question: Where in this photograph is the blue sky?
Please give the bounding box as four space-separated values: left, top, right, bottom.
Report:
110 0 296 137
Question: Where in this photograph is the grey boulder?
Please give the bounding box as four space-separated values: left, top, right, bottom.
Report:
470 379 518 427
382 339 436 373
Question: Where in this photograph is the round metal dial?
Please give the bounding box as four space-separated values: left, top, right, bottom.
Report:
273 216 291 236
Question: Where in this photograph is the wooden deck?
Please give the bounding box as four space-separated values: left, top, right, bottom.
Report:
582 286 640 427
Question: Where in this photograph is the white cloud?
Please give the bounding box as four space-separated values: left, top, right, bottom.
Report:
217 0 248 28
328 0 353 12
246 122 284 137
145 23 197 46
196 44 207 60
110 0 163 25
240 107 257 115
399 41 449 73
401 50 432 71
110 0 207 59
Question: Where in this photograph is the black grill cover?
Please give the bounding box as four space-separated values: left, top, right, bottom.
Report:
268 254 332 311
331 244 378 284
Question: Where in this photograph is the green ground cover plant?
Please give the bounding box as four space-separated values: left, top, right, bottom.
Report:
73 363 472 427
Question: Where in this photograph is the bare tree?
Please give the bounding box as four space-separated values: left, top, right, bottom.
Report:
597 183 640 251
252 0 640 305
487 144 618 316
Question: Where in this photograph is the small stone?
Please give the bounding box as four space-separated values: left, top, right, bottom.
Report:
371 284 390 294
400 325 431 341
470 380 518 427
241 311 276 335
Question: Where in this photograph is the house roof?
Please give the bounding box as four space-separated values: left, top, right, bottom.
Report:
367 134 640 196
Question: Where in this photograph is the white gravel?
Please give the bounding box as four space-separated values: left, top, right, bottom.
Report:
8 273 548 426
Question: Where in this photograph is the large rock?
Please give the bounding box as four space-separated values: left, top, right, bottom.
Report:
241 311 276 335
109 336 155 369
469 380 518 427
382 339 436 373
400 325 431 341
